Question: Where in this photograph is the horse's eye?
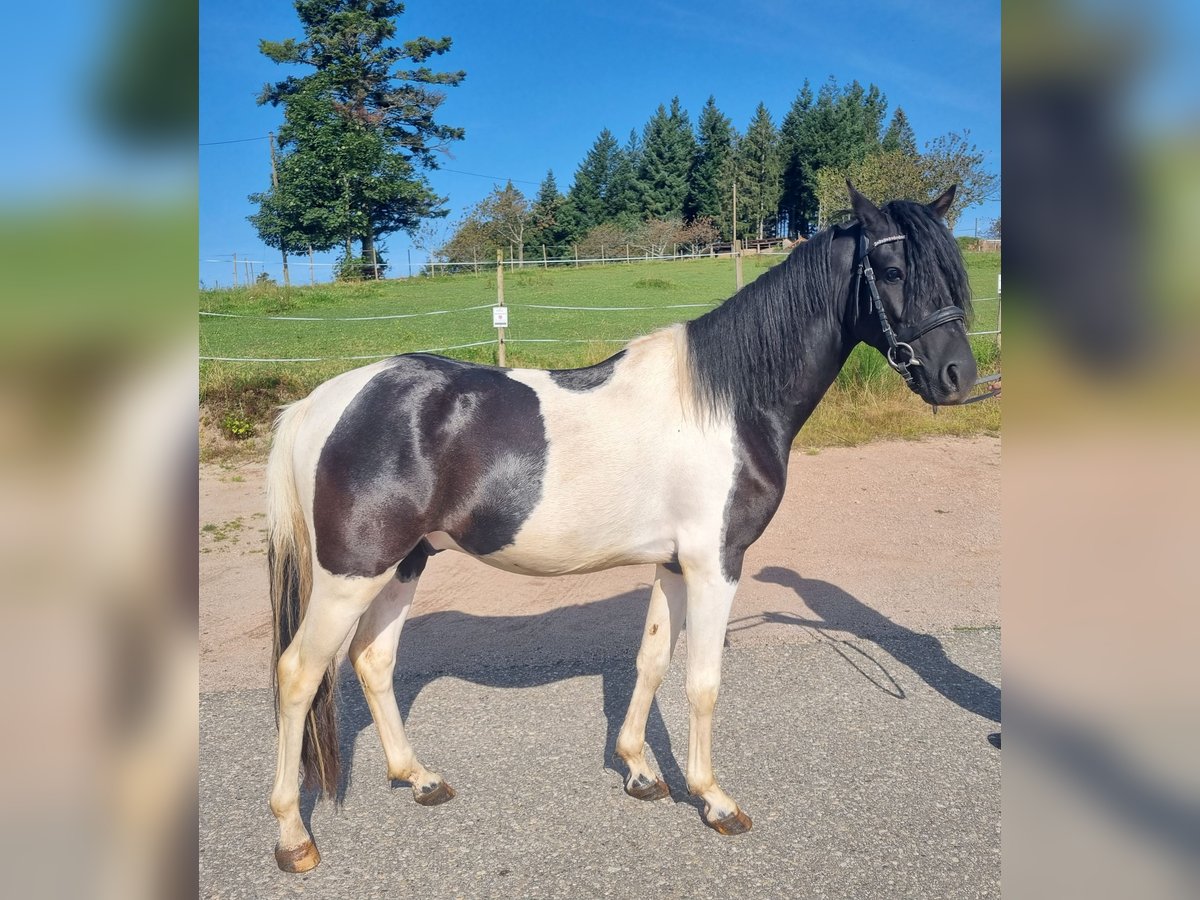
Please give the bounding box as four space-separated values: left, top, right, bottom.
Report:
885 268 903 283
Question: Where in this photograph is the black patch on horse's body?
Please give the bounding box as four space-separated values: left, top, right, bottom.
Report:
548 350 626 392
314 355 548 578
396 539 437 583
719 410 792 582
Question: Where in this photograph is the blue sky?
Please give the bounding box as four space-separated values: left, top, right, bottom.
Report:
200 0 1000 285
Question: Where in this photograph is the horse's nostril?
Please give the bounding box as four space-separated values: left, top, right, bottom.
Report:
943 363 960 391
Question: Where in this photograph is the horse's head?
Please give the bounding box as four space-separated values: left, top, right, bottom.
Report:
847 182 978 406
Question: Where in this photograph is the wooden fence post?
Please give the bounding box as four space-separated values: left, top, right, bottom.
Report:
232 252 238 288
542 244 547 268
996 272 1002 351
573 244 579 267
308 245 314 285
496 249 506 367
734 239 744 291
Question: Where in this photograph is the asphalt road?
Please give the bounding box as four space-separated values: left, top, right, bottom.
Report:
200 627 1000 899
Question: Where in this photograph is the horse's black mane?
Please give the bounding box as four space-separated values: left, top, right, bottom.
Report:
684 200 972 419
684 228 839 419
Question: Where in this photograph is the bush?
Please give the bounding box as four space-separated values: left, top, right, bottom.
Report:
221 412 254 440
956 236 982 252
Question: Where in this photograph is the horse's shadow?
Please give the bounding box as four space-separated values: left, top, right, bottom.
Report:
745 566 1001 724
302 565 1000 822
313 586 703 818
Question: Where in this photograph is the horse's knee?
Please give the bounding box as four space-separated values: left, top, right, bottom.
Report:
686 673 721 711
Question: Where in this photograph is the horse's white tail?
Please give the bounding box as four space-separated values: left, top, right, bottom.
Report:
267 398 339 796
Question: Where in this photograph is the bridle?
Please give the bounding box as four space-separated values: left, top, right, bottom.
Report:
852 230 967 388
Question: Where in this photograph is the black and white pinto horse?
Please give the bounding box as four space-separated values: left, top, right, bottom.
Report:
266 185 977 871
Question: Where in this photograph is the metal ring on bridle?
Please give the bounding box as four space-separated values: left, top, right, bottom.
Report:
887 342 919 370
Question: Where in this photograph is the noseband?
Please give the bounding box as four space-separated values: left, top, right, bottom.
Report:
853 231 966 387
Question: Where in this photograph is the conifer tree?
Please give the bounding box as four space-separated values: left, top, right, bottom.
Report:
606 129 644 224
686 96 735 230
527 170 572 256
637 98 695 220
566 128 620 232
881 107 918 155
249 0 465 276
737 103 783 240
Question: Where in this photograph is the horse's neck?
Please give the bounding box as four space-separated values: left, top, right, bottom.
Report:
747 328 855 451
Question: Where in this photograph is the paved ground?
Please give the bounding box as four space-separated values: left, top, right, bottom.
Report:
201 628 999 899
200 437 1000 897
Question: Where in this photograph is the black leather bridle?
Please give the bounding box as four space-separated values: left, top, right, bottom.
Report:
853 230 967 388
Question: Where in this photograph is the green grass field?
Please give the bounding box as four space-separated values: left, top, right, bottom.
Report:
200 251 1001 459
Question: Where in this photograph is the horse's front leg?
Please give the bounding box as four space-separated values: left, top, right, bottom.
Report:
616 564 686 799
683 562 752 834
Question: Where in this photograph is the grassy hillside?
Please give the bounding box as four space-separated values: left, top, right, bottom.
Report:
200 251 1001 459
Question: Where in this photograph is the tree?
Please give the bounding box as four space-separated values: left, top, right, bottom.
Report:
606 130 644 224
679 216 719 255
920 131 999 229
637 98 695 220
686 96 736 231
629 218 684 257
778 82 814 238
737 103 783 239
567 129 620 232
248 0 465 276
813 150 928 225
881 107 917 155
527 170 572 257
576 222 631 260
812 131 998 230
777 77 888 236
984 217 1001 240
436 182 529 266
477 181 529 263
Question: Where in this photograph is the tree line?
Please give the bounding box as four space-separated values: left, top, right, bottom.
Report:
436 82 996 267
246 3 996 279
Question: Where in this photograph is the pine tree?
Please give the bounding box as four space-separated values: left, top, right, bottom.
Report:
737 103 782 240
606 129 644 224
881 107 917 155
249 0 465 276
527 170 572 256
776 76 888 234
638 98 695 220
686 96 735 231
779 82 813 237
567 128 620 232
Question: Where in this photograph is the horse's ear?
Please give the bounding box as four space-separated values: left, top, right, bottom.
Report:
928 185 956 220
847 180 886 232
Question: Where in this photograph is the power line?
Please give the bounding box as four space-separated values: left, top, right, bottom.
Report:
437 167 541 186
197 134 541 185
199 135 270 146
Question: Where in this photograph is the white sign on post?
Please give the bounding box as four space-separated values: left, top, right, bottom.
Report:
492 306 508 328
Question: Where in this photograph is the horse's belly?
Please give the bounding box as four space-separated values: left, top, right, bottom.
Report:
480 531 677 576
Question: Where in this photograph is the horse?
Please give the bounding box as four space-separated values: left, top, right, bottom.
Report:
264 183 978 872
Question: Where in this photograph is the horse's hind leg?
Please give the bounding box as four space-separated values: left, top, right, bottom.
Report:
271 568 391 871
349 547 454 805
616 564 686 800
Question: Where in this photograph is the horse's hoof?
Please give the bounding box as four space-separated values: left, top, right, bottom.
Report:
275 839 320 873
414 780 456 806
707 808 753 836
625 775 671 801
